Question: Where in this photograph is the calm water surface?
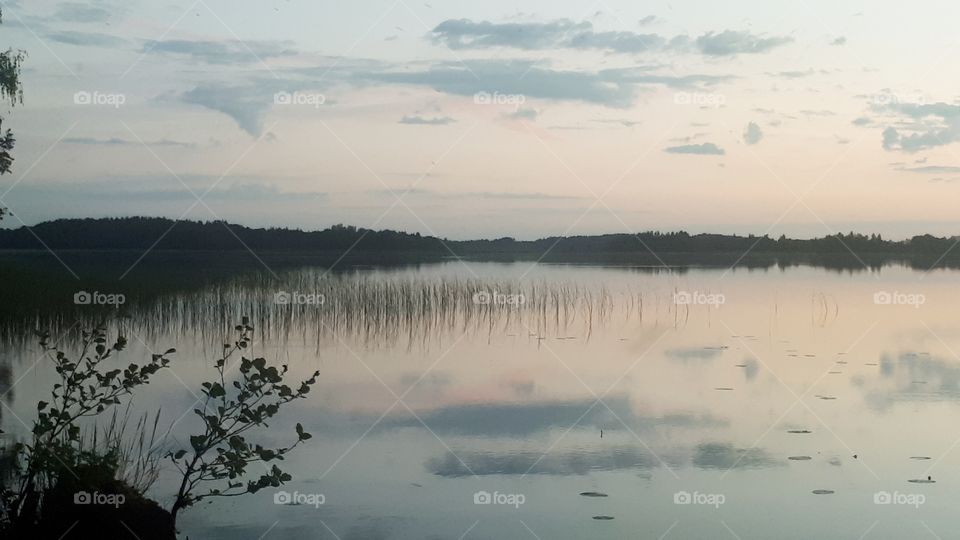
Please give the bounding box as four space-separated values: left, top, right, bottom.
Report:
2 262 958 539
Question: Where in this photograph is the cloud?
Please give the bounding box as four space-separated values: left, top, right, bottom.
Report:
898 165 960 174
46 30 126 48
180 58 704 133
772 69 815 79
593 118 641 127
398 115 456 125
367 188 585 201
695 30 792 56
638 15 659 26
852 116 872 126
744 121 763 145
387 60 727 108
430 19 790 57
800 109 835 116
878 102 960 152
365 60 642 108
507 107 539 120
143 39 297 64
831 36 847 46
64 137 197 148
430 18 592 50
180 84 275 136
664 142 725 155
468 191 580 200
52 2 113 23
175 57 726 134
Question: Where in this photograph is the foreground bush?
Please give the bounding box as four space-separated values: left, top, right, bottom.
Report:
0 318 318 538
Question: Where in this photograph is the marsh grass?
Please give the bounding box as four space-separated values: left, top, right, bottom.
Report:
80 405 164 494
2 268 722 351
137 273 643 349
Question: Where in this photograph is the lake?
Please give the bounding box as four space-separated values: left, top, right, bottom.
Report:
1 260 957 539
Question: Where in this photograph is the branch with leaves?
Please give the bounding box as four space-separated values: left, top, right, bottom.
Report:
1 327 173 528
0 8 25 180
167 318 318 522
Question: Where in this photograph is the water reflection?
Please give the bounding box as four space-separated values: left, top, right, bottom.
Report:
427 447 664 477
378 396 727 437
4 261 960 539
861 352 960 409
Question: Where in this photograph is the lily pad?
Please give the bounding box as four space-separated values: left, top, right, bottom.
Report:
812 489 835 495
909 456 932 460
580 492 608 498
714 387 734 391
788 456 812 461
592 516 615 520
908 479 935 484
787 430 812 434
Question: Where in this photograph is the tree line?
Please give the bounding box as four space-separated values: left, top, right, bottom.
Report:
1 217 958 258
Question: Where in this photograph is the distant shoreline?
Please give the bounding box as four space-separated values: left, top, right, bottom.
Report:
1 217 958 263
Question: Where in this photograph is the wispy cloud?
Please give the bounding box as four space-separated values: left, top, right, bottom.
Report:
897 165 960 174
429 19 791 57
398 115 456 125
365 60 729 109
695 30 792 56
143 39 297 64
64 137 197 148
52 2 113 23
47 30 126 48
664 142 725 155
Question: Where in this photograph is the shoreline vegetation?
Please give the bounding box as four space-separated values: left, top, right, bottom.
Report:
0 320 318 539
0 217 958 267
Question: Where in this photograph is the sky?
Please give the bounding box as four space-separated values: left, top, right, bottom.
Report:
1 0 960 240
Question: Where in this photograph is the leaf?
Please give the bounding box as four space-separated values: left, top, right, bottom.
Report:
190 435 206 452
209 383 226 398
